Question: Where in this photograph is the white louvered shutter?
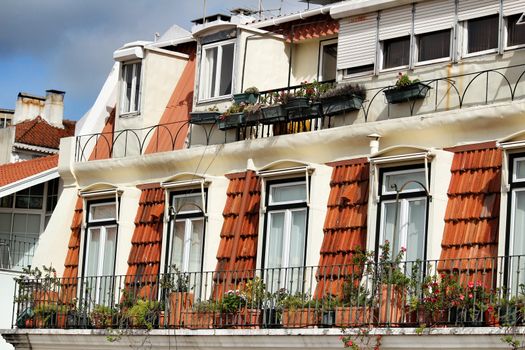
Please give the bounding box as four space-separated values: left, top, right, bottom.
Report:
503 0 525 15
458 0 499 20
379 5 412 40
414 0 455 34
337 14 377 70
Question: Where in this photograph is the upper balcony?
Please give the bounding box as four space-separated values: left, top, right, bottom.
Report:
75 62 525 162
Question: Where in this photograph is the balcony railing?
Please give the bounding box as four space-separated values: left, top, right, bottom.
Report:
75 64 525 162
0 235 37 271
12 255 525 330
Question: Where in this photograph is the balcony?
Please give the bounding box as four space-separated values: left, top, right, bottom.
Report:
11 255 525 331
0 234 37 271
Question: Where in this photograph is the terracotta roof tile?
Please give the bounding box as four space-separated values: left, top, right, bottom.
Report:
125 186 165 298
15 116 75 149
214 171 261 297
144 50 195 154
315 159 369 298
438 145 502 288
89 109 115 161
285 18 339 42
0 154 58 187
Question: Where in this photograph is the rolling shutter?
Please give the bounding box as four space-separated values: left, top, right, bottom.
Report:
379 5 412 40
458 0 499 20
337 14 377 70
503 0 525 16
414 0 455 34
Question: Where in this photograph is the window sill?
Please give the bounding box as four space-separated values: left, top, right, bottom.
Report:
119 111 141 118
414 57 451 67
380 65 410 73
505 44 525 52
462 48 498 59
197 94 233 105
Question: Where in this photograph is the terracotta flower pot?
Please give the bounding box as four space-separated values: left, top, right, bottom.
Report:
181 310 214 329
214 309 261 329
169 292 194 328
378 285 405 325
282 308 320 328
335 306 373 327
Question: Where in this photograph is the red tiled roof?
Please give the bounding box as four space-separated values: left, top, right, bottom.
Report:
214 171 261 297
438 144 502 287
125 184 165 299
89 109 115 161
286 18 339 42
145 51 195 154
62 197 83 302
0 154 58 187
15 116 75 150
315 159 369 298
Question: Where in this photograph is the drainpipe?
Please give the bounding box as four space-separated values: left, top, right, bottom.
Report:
367 133 381 154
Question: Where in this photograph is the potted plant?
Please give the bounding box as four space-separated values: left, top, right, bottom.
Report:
455 280 492 326
496 287 525 326
218 103 246 130
244 103 264 126
336 280 373 327
280 293 320 328
161 266 194 328
182 300 218 329
320 294 340 327
90 304 116 329
33 304 68 328
233 86 260 105
383 72 430 104
320 83 366 116
261 92 290 124
189 105 221 124
126 299 162 329
215 289 248 328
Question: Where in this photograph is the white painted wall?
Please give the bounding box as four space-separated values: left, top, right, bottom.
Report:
0 270 18 350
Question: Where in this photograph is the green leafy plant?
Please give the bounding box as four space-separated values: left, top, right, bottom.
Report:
207 105 219 112
376 240 410 288
279 292 317 311
244 86 259 94
126 299 162 329
395 72 420 88
90 304 116 328
193 300 220 313
320 83 366 100
243 277 267 306
219 290 247 313
221 103 245 118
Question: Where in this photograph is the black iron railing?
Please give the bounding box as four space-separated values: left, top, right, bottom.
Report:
75 64 525 162
0 235 37 270
12 255 525 330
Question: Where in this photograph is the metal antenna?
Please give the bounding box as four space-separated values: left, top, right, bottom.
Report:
203 0 207 24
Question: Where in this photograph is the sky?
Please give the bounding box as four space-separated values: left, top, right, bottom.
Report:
0 0 318 121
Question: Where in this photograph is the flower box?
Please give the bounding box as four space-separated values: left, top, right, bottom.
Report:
217 112 245 130
233 92 259 105
214 309 262 329
383 82 430 104
189 111 220 125
335 306 373 327
281 308 320 328
320 95 363 116
261 105 287 124
181 310 214 329
168 292 194 328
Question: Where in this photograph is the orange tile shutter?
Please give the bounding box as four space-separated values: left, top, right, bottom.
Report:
61 197 83 302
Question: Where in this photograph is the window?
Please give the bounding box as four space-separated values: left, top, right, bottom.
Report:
345 64 375 77
264 180 308 293
167 191 206 274
417 30 451 62
378 167 428 263
199 40 235 100
319 40 337 81
83 199 118 304
382 36 410 69
120 61 141 114
507 14 525 47
507 156 525 291
466 15 499 54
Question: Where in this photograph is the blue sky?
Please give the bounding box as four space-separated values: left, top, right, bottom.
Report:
0 0 315 121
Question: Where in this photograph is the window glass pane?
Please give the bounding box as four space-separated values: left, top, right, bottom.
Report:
134 63 141 111
204 47 218 98
406 199 426 262
418 30 450 61
468 15 499 53
86 228 101 277
515 159 525 180
321 43 337 80
31 183 44 196
289 209 307 267
346 64 374 76
511 191 525 289
103 227 117 276
0 195 13 208
12 214 40 234
123 64 132 112
0 213 11 234
383 36 410 69
188 218 204 272
219 43 234 96
173 193 204 214
266 212 285 269
26 214 40 234
383 170 426 194
381 202 397 250
171 221 185 270
270 182 306 204
89 203 116 221
508 14 525 47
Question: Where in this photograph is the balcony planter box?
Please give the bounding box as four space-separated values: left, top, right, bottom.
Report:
285 97 310 121
168 292 194 328
335 306 373 327
233 92 259 105
261 105 287 124
244 111 261 126
378 284 404 325
181 310 214 329
384 82 430 104
320 95 363 116
56 312 68 329
189 111 220 125
498 305 523 326
282 308 320 328
217 113 245 130
214 309 262 329
288 102 322 122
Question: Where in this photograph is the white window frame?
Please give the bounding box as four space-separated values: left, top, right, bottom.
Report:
319 39 338 81
268 181 308 206
88 202 117 223
198 39 236 102
461 16 500 58
512 156 525 183
379 36 411 72
84 224 117 277
414 29 453 66
504 14 525 51
120 60 142 116
381 168 427 196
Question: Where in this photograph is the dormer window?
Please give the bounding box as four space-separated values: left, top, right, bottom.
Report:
120 61 141 115
199 40 235 100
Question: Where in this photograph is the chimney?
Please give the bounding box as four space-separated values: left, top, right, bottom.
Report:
43 90 65 128
13 92 45 125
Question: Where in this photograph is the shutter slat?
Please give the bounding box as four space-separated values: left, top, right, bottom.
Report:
458 0 499 20
379 5 412 40
414 0 455 34
503 0 525 16
337 14 377 70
